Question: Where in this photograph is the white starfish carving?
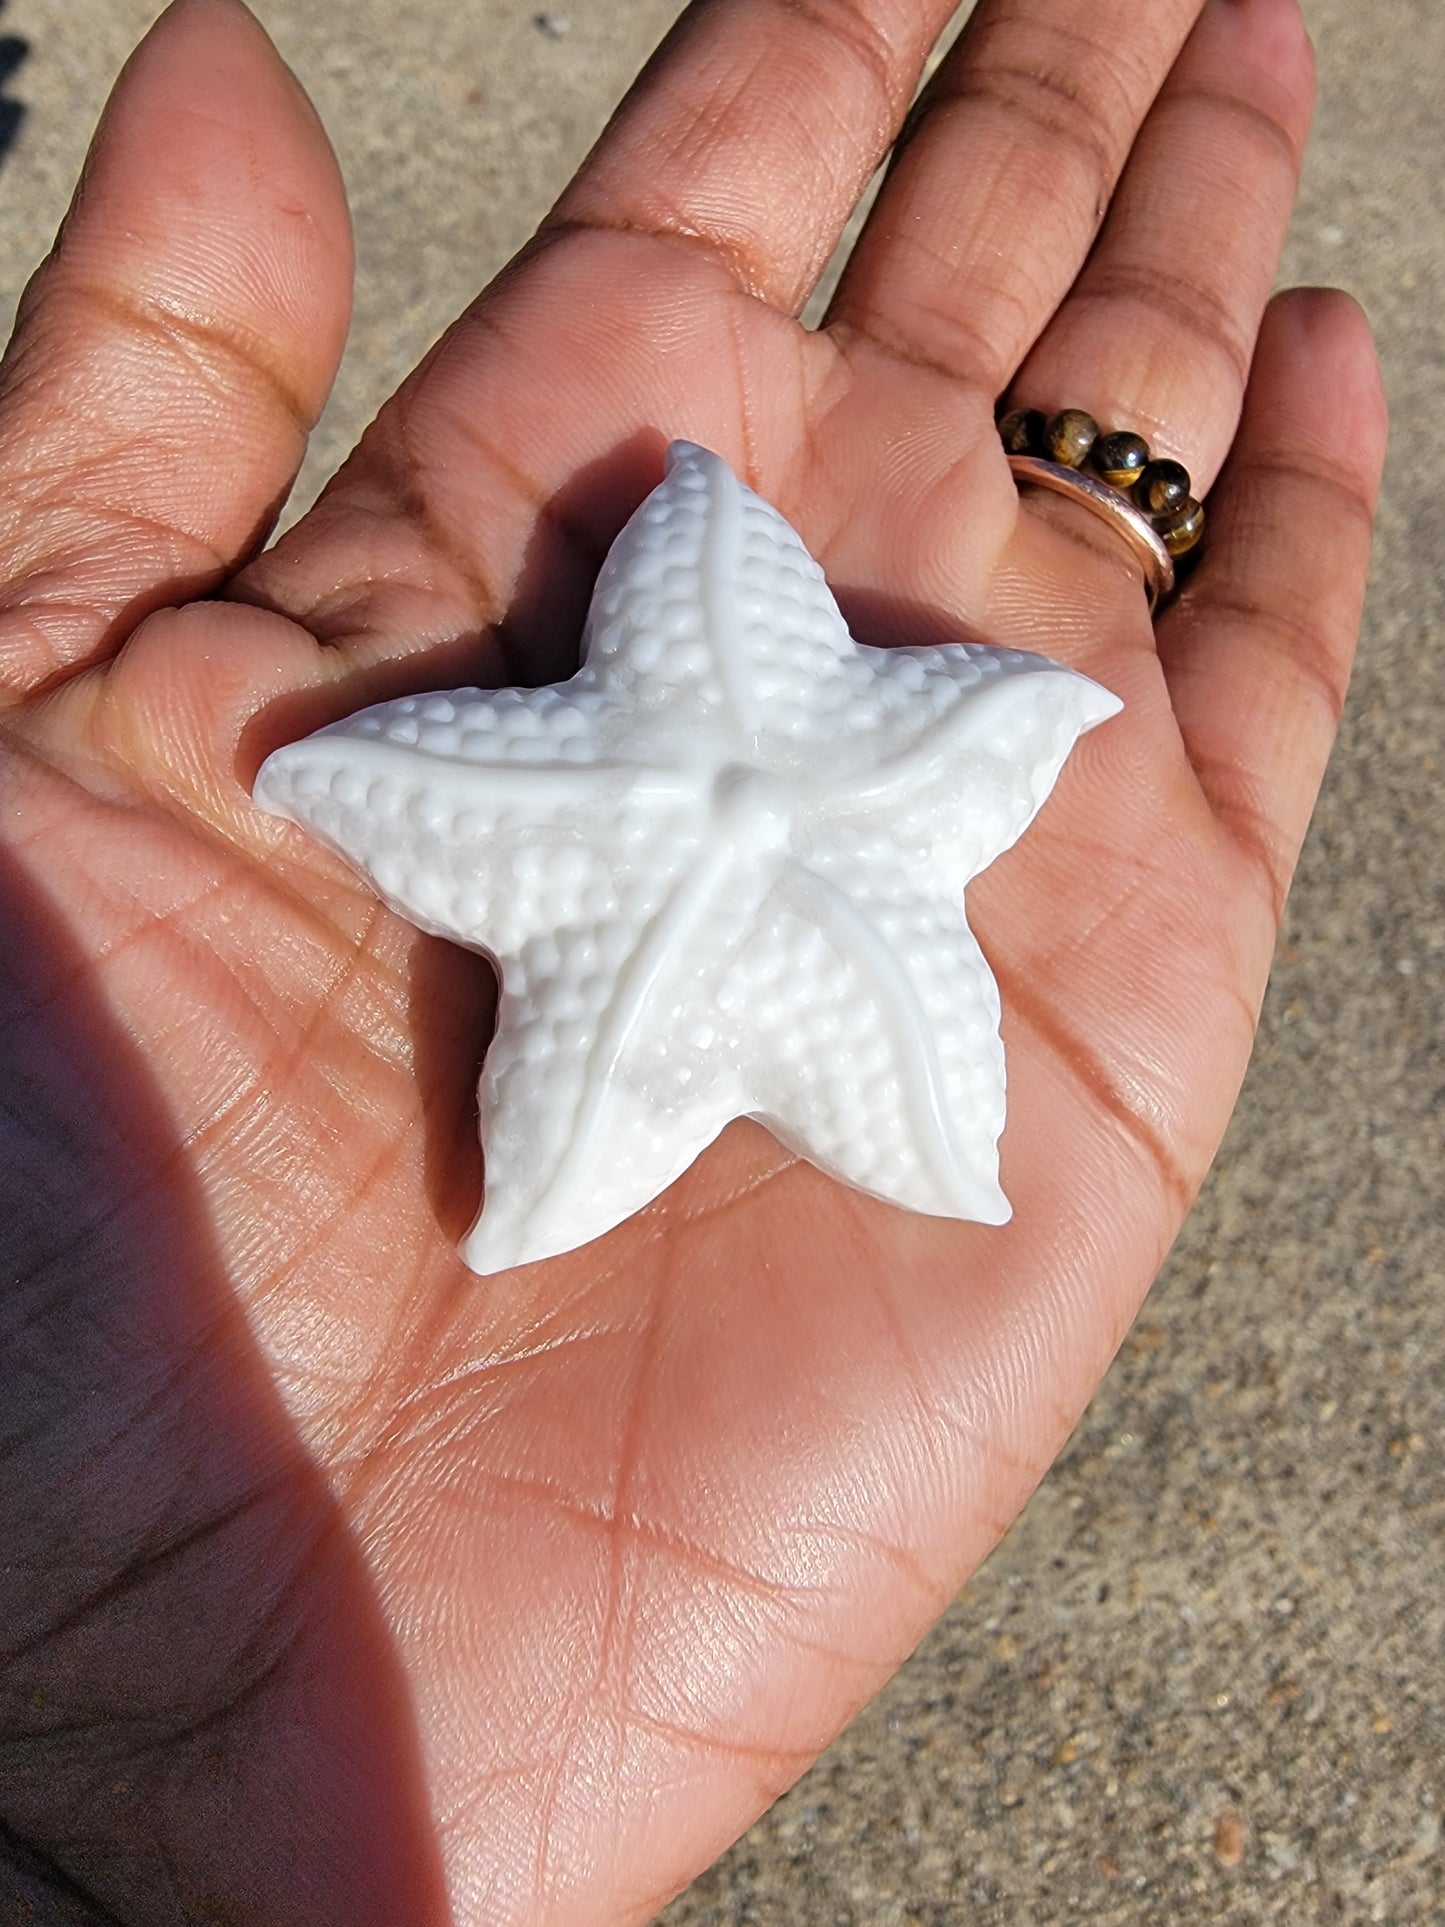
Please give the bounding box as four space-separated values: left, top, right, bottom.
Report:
254 442 1121 1274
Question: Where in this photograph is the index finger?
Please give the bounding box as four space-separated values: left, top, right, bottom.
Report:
548 0 962 314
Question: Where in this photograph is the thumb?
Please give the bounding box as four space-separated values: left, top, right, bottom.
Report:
0 0 352 708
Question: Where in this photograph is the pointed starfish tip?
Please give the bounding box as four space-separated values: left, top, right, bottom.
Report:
664 437 724 478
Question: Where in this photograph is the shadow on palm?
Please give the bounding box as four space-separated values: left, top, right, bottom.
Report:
0 846 447 1920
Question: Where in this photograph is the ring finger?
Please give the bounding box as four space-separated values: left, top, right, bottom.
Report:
1003 0 1316 491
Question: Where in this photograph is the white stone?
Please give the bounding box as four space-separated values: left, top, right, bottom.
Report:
254 441 1121 1274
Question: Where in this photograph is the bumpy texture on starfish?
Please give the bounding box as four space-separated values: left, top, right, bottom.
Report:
254 442 1121 1274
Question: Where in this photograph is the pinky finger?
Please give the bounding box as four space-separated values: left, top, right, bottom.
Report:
1157 287 1386 918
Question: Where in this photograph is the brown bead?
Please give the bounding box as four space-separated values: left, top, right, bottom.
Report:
1090 430 1150 489
1137 458 1191 516
1045 409 1098 468
1156 497 1205 555
998 408 1046 456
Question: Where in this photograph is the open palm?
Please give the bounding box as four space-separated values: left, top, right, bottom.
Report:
0 0 1383 1921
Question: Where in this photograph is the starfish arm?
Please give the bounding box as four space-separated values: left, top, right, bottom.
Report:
583 441 863 760
462 848 770 1274
254 680 701 955
726 852 1010 1225
809 645 1122 899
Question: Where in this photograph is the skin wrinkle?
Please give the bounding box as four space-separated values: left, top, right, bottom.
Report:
762 1623 903 1675
594 1263 677 1701
387 402 511 639
342 1457 917 1681
834 304 1003 398
773 0 907 123
0 504 219 585
726 300 760 488
1176 749 1295 921
398 1326 640 1410
860 1259 946 1444
57 276 315 443
14 1323 231 1508
377 1289 621 1423
0 600 103 676
1225 453 1378 542
0 1822 131 1926
1 1152 188 1321
264 968 417 1096
35 501 231 569
0 568 220 707
385 1464 615 1551
2 428 206 497
1066 269 1256 390
534 210 767 309
68 868 244 974
784 1516 951 1613
4 1474 300 1673
620 1704 816 1769
994 962 1196 1215
144 1581 319 1757
931 60 1123 215
596 165 773 306
528 1682 591 1910
1033 823 1270 1041
305 1262 490 1473
967 0 1164 94
43 830 489 1307
55 713 315 889
280 893 393 1066
246 846 419 971
441 401 609 605
304 975 418 1089
231 493 455 641
836 10 1302 425
242 568 432 683
878 1376 1042 1491
395 1219 666 1391
1172 584 1356 724
1160 78 1309 170
180 1061 293 1168
622 1512 876 1613
533 1272 685 1902
666 1150 799 1234
301 1235 442 1466
109 916 296 1077
241 1126 412 1314
1023 832 1168 962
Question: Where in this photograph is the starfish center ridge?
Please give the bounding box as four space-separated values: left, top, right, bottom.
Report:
710 762 794 853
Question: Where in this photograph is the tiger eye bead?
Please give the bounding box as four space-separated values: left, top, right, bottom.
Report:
998 408 1046 456
1090 430 1150 489
1137 458 1191 516
1045 409 1099 468
1155 497 1205 556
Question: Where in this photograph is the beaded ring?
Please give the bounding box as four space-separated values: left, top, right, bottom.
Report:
998 407 1205 614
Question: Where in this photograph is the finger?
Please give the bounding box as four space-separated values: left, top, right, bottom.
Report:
0 0 352 708
546 0 962 314
1157 288 1386 918
1008 0 1316 488
826 0 1202 389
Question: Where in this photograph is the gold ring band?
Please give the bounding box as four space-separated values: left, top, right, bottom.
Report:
1008 454 1175 614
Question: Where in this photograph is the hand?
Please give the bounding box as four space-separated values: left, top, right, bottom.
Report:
0 0 1384 1920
